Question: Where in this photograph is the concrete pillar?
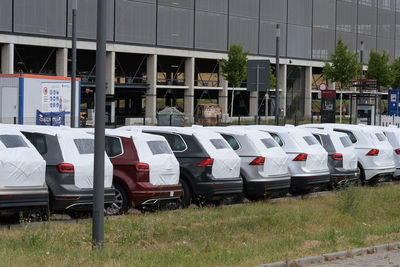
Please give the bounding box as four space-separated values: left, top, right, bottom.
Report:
305 66 312 120
279 64 287 117
106 51 115 95
146 55 157 123
56 48 68 77
184 57 195 123
1 43 14 74
218 66 228 116
249 91 258 116
110 101 115 124
328 80 336 90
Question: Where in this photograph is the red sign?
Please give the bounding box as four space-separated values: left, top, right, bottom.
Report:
43 86 48 95
318 83 328 91
85 87 90 94
321 89 336 99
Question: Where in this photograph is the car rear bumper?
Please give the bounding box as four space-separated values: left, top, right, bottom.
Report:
244 176 291 197
51 187 115 212
0 188 48 214
130 183 183 207
331 169 360 186
364 166 395 181
196 178 243 200
291 173 330 190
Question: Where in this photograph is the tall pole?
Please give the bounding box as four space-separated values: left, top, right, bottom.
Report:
93 0 106 249
275 24 280 126
360 41 364 95
71 0 77 128
256 64 259 125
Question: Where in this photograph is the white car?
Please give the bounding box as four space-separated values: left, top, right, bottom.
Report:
247 125 330 194
210 126 290 199
302 124 395 183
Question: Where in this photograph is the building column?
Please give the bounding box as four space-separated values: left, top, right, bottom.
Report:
305 66 312 120
184 57 195 123
279 64 287 117
56 48 68 77
218 66 228 117
249 91 257 116
146 54 157 123
1 43 14 74
106 51 115 95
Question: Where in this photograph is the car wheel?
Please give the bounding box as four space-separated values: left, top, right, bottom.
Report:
180 179 191 208
106 184 129 215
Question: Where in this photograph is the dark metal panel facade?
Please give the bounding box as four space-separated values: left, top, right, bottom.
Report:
158 0 194 9
313 0 336 30
115 0 156 45
14 0 66 37
260 0 287 23
229 16 259 54
287 24 311 59
195 11 227 51
312 28 335 60
377 9 395 39
67 0 114 41
0 0 12 32
229 0 259 18
196 0 228 14
336 0 357 33
357 5 377 36
287 0 312 26
336 31 357 52
157 5 194 48
259 21 286 56
377 38 395 59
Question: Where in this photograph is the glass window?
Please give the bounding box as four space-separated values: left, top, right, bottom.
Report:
35 135 47 155
74 139 94 154
375 133 386 142
0 135 28 148
261 138 278 149
335 130 357 143
340 136 352 147
313 134 323 145
269 133 284 146
147 141 172 155
221 134 240 150
210 139 228 149
105 136 123 157
303 136 318 146
169 134 187 151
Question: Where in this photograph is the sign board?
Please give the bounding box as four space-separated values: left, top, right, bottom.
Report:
318 83 327 91
246 60 270 92
321 89 336 123
36 110 65 126
41 82 71 113
388 89 400 116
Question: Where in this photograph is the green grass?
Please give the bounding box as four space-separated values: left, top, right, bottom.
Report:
2 184 400 266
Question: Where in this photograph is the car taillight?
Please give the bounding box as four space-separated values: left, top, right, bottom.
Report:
249 157 265 165
331 153 343 160
197 158 214 167
395 148 400 155
57 163 74 173
293 153 308 161
135 163 149 172
366 149 379 156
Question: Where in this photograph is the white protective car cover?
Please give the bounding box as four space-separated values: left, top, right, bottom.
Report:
192 127 241 179
328 130 358 170
57 128 113 189
362 127 395 167
0 124 46 187
289 128 329 172
110 128 179 185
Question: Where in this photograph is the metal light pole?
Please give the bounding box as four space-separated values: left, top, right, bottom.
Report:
71 0 77 128
93 0 106 249
360 41 364 95
275 24 280 126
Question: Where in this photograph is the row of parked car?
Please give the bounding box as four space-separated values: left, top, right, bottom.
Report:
0 123 398 220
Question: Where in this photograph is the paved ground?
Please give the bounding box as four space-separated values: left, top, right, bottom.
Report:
311 250 400 267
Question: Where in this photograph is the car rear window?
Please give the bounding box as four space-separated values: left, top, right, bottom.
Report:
340 136 352 147
375 133 386 142
221 134 240 150
313 134 323 145
261 138 278 148
168 134 187 151
74 139 94 154
269 132 284 146
105 136 123 157
303 136 318 146
210 139 228 149
335 130 357 143
0 135 29 148
147 140 172 155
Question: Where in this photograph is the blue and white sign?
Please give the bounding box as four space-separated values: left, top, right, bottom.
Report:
41 82 71 113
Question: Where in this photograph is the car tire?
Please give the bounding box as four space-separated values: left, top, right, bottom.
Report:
180 179 191 208
106 183 129 215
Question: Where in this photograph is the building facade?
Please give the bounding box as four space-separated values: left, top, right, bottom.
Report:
0 0 398 124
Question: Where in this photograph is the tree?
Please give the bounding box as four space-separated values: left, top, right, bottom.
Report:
219 44 248 117
270 66 276 89
391 57 400 89
366 50 391 89
322 37 362 123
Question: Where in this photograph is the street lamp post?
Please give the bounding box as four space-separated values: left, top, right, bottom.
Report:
360 41 364 95
71 0 77 128
275 24 280 126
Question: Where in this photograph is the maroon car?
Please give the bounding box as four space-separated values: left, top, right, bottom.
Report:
104 129 182 214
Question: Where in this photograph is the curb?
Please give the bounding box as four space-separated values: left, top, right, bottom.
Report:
257 241 400 267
